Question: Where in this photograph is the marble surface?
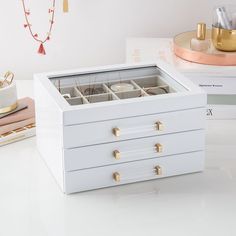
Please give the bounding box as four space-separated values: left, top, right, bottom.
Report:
0 80 235 236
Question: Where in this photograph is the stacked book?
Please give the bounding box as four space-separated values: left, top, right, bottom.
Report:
126 38 236 119
0 97 35 146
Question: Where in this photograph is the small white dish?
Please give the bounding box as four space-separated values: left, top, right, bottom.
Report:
110 83 135 92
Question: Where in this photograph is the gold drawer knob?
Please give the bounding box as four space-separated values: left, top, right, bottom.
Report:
113 150 121 160
156 121 164 131
155 143 163 153
113 127 120 137
154 166 162 176
113 172 121 182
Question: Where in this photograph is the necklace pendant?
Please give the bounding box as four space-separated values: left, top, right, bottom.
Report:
63 0 69 12
38 43 46 55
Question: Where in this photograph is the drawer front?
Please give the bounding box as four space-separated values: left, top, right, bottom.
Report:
64 130 205 171
64 151 204 194
63 108 205 148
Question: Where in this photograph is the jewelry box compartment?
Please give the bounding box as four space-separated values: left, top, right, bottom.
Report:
64 129 205 171
54 72 178 106
64 151 204 194
63 108 205 148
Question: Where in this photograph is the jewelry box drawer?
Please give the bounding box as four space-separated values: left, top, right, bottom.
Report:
64 151 204 194
64 129 205 171
63 108 205 148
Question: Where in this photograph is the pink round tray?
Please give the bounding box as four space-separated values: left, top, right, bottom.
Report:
173 30 236 66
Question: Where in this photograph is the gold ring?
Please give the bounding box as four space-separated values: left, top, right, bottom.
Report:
0 102 17 114
4 71 14 85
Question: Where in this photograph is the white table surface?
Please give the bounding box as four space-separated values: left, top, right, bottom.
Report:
0 80 236 236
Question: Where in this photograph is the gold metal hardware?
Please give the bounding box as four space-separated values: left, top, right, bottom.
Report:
113 172 121 182
113 150 121 160
155 143 163 153
113 127 120 137
14 127 26 133
63 0 69 13
0 102 17 114
4 71 14 85
156 121 164 131
154 166 162 176
197 23 206 40
25 123 36 129
0 71 15 89
0 131 14 137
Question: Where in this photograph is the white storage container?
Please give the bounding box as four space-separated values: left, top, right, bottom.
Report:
34 61 206 194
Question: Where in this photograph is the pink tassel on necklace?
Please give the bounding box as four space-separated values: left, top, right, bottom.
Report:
38 43 46 55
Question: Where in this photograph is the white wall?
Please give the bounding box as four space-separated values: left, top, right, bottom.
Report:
0 0 233 80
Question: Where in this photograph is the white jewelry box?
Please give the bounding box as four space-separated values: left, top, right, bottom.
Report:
34 61 206 194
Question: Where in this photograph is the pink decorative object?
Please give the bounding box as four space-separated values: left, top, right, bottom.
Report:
174 30 236 66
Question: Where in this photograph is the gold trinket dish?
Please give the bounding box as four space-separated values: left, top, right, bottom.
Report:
212 26 236 52
174 30 236 66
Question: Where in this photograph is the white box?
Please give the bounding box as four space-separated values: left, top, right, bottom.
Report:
34 62 206 194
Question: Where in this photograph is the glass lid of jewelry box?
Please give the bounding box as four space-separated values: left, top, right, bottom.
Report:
49 66 188 106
